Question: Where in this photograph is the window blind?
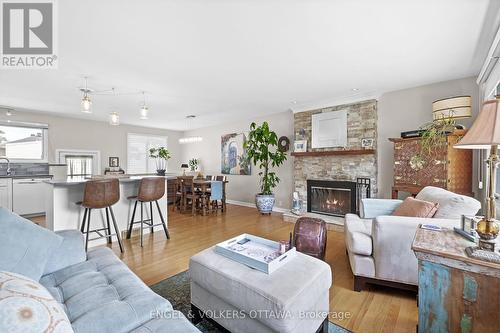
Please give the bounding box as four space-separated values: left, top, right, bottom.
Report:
127 133 167 174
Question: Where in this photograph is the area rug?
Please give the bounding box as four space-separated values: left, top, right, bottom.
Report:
151 271 351 333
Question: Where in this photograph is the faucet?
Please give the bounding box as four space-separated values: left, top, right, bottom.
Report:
0 157 11 175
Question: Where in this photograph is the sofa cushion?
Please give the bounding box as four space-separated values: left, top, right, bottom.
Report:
44 230 87 276
40 247 173 333
0 271 73 333
392 197 439 218
0 208 63 281
415 186 481 219
344 214 373 256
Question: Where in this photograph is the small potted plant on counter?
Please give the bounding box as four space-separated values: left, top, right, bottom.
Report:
149 147 171 176
244 121 287 214
189 158 199 172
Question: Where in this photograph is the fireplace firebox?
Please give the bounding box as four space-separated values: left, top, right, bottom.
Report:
306 179 370 217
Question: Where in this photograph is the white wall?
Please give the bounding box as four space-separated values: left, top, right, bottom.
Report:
2 111 183 174
377 76 480 198
181 111 294 209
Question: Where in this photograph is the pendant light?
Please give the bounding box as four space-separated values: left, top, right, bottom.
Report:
109 112 120 126
80 77 92 113
108 88 120 126
179 115 203 144
140 91 149 120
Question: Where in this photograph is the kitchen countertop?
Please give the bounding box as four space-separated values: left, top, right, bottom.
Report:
0 174 53 179
45 174 178 185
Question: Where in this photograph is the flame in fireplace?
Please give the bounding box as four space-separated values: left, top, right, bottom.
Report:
310 186 351 216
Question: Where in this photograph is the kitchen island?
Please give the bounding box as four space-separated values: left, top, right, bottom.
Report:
44 175 176 247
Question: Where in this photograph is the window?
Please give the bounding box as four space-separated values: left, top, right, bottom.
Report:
66 155 93 177
0 121 48 161
127 133 167 174
56 149 101 176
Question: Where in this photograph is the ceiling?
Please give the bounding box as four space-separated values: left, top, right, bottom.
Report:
0 0 496 130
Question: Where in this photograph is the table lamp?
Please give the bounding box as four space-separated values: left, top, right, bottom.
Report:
181 163 189 176
455 98 500 250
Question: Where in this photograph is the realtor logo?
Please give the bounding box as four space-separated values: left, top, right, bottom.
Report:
1 0 57 68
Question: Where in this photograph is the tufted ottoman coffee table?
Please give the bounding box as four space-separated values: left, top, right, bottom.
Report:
189 246 332 333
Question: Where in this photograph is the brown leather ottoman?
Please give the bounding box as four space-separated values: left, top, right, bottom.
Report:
293 217 327 260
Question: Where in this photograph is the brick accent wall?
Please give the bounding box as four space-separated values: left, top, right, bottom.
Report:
293 99 378 202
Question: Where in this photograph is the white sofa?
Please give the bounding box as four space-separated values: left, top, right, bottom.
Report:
344 186 481 291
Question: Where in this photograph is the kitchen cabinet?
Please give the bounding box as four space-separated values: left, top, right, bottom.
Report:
0 178 12 211
13 177 50 216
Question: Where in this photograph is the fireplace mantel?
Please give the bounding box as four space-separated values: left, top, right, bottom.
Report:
291 149 375 157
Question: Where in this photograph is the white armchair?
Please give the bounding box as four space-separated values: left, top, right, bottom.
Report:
344 186 481 291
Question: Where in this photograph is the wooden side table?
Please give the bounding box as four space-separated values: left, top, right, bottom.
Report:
412 227 500 333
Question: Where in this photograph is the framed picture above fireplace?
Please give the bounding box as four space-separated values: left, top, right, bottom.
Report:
311 110 347 148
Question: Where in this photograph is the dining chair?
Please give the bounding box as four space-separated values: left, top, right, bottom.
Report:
179 176 200 215
172 178 183 212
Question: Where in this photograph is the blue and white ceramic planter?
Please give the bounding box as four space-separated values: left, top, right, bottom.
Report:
255 194 275 214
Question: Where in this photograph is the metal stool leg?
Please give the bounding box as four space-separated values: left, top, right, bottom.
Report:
140 202 144 247
85 208 91 252
108 206 123 253
105 207 112 244
155 200 170 239
127 201 137 239
149 201 154 234
80 208 87 232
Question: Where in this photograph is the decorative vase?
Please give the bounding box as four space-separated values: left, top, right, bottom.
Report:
255 194 275 214
156 169 166 176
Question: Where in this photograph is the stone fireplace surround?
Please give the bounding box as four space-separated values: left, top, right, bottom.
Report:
293 100 378 213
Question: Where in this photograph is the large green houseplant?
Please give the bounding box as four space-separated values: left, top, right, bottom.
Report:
244 121 287 214
148 147 171 176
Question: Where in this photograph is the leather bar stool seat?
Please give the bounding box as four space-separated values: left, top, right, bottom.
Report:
126 177 170 247
293 217 327 260
78 179 123 252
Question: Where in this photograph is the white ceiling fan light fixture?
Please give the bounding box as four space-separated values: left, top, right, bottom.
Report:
80 76 92 114
140 91 149 120
179 115 203 144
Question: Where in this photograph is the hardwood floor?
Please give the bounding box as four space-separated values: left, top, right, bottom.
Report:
78 204 418 332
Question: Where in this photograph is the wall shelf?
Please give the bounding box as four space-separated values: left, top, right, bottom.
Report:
291 149 375 157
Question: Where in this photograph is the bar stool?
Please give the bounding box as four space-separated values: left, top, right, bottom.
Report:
126 177 170 247
78 179 123 253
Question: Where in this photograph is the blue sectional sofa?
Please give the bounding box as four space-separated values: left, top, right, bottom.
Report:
0 208 199 333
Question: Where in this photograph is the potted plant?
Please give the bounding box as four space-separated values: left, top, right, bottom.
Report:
245 121 287 214
148 147 171 176
188 158 199 172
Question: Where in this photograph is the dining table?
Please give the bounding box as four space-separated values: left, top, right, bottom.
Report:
191 178 228 215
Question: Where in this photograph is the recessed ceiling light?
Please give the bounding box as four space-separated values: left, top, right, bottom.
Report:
351 88 359 92
291 101 298 104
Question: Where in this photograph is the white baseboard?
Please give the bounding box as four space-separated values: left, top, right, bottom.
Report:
226 199 289 213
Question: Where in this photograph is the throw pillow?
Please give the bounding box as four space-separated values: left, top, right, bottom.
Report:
392 197 439 218
0 208 63 281
0 271 73 333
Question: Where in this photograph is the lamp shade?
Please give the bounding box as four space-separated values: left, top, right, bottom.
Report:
181 163 189 168
455 100 500 149
432 96 472 121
